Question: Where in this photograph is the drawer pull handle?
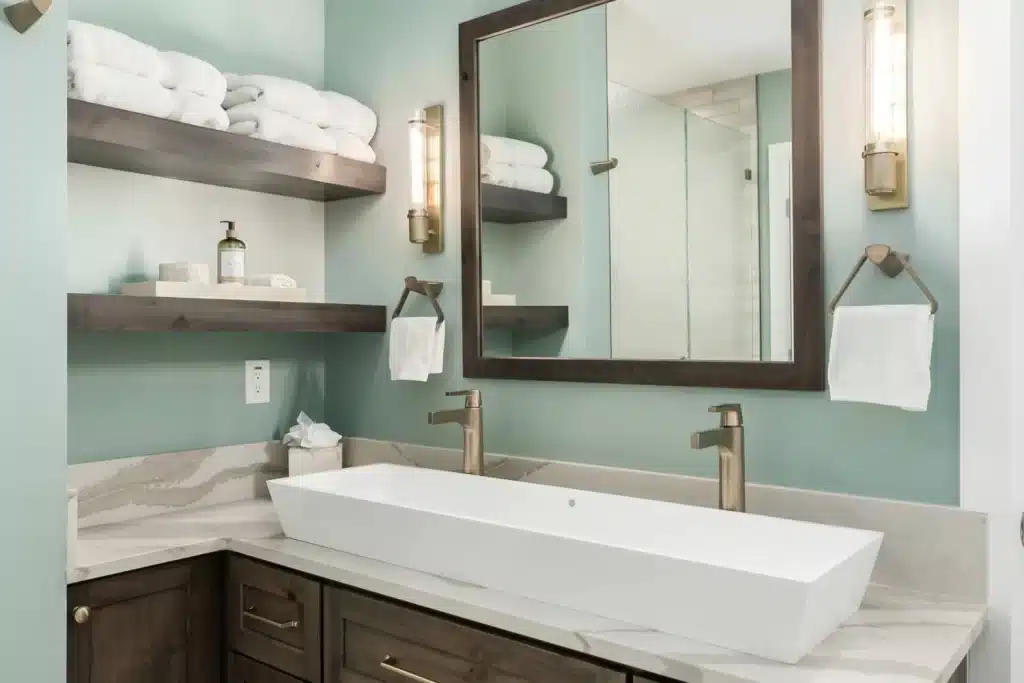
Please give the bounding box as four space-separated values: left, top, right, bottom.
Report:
243 607 299 630
380 655 439 683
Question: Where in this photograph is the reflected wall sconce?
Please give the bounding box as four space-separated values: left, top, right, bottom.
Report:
408 105 445 253
5 0 51 33
863 0 909 211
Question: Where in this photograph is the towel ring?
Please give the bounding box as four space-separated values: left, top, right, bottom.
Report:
392 276 444 325
829 244 938 314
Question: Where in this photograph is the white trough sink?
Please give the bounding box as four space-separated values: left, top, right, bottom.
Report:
269 464 882 663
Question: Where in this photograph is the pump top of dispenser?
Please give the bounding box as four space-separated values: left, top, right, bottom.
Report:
221 220 237 237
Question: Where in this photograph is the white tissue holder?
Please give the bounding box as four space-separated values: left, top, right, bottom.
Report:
288 446 344 477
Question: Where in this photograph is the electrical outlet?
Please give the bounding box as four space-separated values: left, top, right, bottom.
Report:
245 360 270 405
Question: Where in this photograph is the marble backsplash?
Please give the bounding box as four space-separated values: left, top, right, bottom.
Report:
68 437 987 603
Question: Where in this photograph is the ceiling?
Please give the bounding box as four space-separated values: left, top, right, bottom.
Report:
606 0 792 96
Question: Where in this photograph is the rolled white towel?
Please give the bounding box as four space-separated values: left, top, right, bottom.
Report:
319 91 377 144
324 129 376 164
223 74 328 125
246 274 298 289
482 162 556 195
161 51 227 102
480 135 549 169
227 103 336 154
169 92 229 130
68 61 175 119
67 20 168 81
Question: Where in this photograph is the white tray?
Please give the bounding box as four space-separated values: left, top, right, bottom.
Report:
121 281 308 303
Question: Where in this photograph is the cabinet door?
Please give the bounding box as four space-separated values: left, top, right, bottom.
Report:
325 587 626 683
227 653 306 683
67 555 221 683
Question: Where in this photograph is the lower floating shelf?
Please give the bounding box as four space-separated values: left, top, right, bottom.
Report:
482 305 569 332
68 294 387 333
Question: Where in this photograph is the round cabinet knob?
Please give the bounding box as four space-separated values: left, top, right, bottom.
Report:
72 606 90 624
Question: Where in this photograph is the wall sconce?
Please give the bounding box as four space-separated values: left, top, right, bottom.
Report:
863 0 909 211
408 105 445 253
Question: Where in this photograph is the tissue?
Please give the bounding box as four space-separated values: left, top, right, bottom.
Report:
283 412 342 449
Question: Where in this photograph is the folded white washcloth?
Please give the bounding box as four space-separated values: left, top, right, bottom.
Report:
68 20 168 81
828 305 935 411
168 92 229 130
481 135 549 168
319 91 377 144
390 318 445 382
482 162 556 194
223 74 328 125
324 129 376 164
160 51 227 102
68 61 175 119
227 103 336 153
246 274 298 289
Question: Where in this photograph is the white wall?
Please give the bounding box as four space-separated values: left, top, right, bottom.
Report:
68 166 326 299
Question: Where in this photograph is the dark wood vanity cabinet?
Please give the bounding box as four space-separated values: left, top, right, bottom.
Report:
323 586 626 683
67 555 222 683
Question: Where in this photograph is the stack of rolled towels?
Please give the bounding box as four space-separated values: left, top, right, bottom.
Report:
480 135 555 194
67 20 229 130
223 75 378 162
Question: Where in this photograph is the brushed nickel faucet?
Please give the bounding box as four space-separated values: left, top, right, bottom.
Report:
428 390 483 475
691 404 745 512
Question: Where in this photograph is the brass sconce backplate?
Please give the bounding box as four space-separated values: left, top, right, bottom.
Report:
422 104 445 254
5 0 51 33
865 142 909 212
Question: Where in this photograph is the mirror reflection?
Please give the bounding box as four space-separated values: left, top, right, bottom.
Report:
478 0 793 362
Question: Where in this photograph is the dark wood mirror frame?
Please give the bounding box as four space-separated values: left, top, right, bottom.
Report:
459 0 824 390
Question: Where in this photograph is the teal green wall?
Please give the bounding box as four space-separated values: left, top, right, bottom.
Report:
756 69 794 357
66 1 329 463
0 1 68 679
328 0 959 505
70 0 325 85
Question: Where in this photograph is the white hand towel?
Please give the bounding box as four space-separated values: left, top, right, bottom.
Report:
481 135 549 168
324 129 376 164
390 318 442 382
161 51 227 102
223 74 328 125
431 322 446 375
227 103 336 153
68 62 175 119
246 274 298 289
68 20 168 81
828 305 935 411
169 92 229 130
482 162 556 194
319 91 377 144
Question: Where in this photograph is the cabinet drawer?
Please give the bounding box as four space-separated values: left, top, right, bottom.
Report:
227 556 321 683
227 653 306 683
325 587 625 683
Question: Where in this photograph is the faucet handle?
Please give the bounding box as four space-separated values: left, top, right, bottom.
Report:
447 389 482 408
709 403 743 427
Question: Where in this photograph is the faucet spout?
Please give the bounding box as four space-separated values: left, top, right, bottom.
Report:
691 428 727 450
428 390 484 475
428 408 467 426
691 404 746 512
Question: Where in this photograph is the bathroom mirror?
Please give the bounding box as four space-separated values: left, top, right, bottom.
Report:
460 0 823 389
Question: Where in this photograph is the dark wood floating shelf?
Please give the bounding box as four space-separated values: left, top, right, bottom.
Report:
68 294 387 333
481 184 568 224
68 99 387 202
483 305 569 332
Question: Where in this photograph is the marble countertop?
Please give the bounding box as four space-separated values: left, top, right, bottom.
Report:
70 501 985 683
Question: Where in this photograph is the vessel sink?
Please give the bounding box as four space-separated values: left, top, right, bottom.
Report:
269 464 883 663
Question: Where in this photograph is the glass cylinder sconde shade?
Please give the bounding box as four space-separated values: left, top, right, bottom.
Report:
407 106 445 253
862 0 908 210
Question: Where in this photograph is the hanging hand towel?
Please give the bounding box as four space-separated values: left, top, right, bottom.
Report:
161 51 227 102
482 162 556 194
480 135 549 168
390 317 442 382
319 91 378 144
223 74 328 125
828 305 935 411
68 20 168 81
68 62 175 119
324 128 377 164
169 92 229 130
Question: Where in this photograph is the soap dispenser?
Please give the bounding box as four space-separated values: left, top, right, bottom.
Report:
217 220 246 284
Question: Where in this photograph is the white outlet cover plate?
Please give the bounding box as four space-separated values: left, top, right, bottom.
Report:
245 360 270 405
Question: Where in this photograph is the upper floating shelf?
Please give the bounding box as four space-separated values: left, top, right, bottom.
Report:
481 185 568 224
67 99 387 202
